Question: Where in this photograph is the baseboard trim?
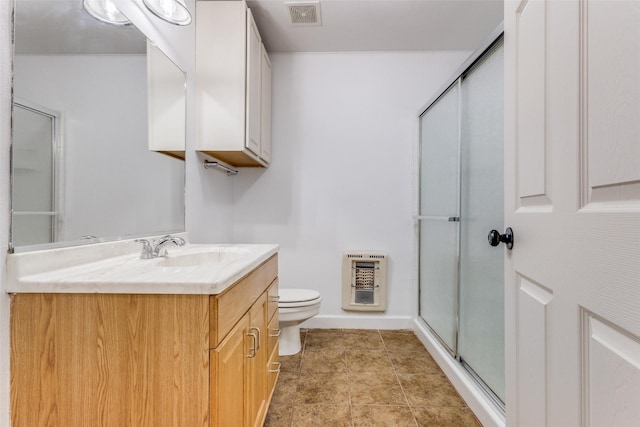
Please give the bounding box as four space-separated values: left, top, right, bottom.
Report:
301 314 414 330
413 319 505 427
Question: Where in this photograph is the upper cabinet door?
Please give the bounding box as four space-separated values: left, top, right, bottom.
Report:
195 1 271 168
147 40 186 159
260 44 272 163
246 9 262 156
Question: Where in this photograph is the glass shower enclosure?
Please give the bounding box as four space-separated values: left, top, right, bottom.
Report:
418 39 504 404
11 101 60 247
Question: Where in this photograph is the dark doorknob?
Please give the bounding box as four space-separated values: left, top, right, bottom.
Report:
488 227 514 250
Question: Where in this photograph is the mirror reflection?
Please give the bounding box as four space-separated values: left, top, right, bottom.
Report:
11 0 186 252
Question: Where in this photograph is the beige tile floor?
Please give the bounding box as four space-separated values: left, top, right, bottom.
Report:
265 329 482 427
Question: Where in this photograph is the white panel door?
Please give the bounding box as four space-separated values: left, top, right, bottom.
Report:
505 0 640 426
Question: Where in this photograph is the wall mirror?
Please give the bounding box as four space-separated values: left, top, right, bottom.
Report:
11 0 186 252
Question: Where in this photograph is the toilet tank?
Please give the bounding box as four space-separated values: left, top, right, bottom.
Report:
342 251 387 312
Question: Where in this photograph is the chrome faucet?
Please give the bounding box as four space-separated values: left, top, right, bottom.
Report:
152 235 186 257
135 239 154 259
135 235 186 259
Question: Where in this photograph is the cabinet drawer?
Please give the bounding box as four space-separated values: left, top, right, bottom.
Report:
210 255 277 348
267 310 279 359
267 278 278 322
266 342 280 399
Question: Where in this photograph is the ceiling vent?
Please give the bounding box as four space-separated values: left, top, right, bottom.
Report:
285 1 322 26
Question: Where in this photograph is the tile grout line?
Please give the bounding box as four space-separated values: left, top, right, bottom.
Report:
341 329 355 427
288 329 306 427
381 329 420 427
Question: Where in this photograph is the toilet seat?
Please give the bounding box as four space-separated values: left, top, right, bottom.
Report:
279 289 321 308
278 288 322 356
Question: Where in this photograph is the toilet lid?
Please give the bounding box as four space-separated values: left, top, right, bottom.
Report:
279 288 321 303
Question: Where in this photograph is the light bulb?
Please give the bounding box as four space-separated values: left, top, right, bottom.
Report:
83 0 131 26
143 0 192 26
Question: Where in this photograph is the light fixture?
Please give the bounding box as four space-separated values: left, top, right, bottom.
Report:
143 0 192 26
83 0 131 26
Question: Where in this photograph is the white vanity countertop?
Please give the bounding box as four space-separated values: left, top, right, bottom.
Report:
7 238 279 295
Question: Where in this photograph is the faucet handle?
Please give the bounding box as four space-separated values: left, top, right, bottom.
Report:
135 239 154 259
172 236 187 245
152 235 186 257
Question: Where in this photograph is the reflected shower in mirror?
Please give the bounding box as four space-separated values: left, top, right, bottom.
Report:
11 0 185 252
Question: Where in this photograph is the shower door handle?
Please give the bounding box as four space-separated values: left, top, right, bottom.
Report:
488 227 514 250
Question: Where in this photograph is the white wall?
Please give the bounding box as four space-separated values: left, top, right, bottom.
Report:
232 51 470 326
113 0 236 244
0 1 12 424
14 55 184 241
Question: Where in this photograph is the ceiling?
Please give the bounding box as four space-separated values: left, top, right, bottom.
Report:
14 1 146 54
14 0 504 55
246 0 504 53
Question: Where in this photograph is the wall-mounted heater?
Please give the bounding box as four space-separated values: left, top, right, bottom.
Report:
342 251 387 312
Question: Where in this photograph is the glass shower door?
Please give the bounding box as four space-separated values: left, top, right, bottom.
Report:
418 39 504 405
12 102 59 247
458 44 504 402
418 82 460 353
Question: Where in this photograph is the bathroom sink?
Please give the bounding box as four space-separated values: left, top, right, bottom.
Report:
154 246 251 268
7 241 279 295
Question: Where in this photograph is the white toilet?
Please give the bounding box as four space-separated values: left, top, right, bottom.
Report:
278 289 322 356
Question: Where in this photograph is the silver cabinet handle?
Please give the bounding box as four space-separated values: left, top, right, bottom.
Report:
268 362 281 373
269 328 281 337
246 332 257 358
251 326 261 351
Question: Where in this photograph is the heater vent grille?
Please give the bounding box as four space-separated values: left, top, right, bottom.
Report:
285 1 322 26
354 262 376 289
342 251 387 312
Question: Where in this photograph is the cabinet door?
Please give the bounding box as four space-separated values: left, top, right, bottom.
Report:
267 341 280 402
246 292 268 427
246 9 262 156
147 40 186 157
266 278 279 324
211 312 249 427
260 44 272 163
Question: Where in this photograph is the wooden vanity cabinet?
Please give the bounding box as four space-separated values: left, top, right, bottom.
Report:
11 255 279 427
247 292 268 426
266 282 280 395
211 295 266 427
211 311 250 427
210 258 279 427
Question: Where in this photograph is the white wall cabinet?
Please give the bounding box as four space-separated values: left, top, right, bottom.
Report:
196 1 272 168
147 40 186 160
260 44 272 163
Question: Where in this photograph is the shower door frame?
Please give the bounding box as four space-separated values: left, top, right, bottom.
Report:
10 98 64 250
416 26 505 411
417 77 463 359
